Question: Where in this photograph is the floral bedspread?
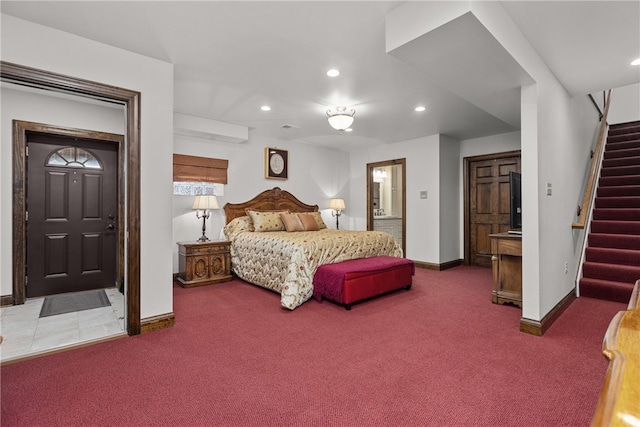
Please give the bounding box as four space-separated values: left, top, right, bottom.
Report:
228 229 402 310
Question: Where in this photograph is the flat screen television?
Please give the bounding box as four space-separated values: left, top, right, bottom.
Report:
509 171 522 231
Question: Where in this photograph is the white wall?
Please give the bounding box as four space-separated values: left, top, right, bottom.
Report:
439 136 460 263
172 133 350 273
348 135 442 263
460 131 521 159
1 14 174 320
608 82 640 125
471 2 600 320
386 2 601 322
348 134 465 265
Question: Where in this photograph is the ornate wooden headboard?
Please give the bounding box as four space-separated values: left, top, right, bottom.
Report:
223 187 319 224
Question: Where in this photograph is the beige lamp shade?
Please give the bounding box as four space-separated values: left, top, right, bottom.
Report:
192 195 219 210
328 198 346 210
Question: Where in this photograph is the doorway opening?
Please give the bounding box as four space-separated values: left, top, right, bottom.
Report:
367 159 406 256
3 61 141 335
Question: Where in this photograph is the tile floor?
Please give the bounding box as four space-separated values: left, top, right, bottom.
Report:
0 287 126 363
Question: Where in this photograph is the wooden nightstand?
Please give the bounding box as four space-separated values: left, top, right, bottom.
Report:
177 240 232 287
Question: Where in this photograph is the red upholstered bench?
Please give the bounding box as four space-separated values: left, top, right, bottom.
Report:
313 256 414 310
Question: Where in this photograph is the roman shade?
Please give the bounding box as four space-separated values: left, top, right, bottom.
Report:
173 154 228 184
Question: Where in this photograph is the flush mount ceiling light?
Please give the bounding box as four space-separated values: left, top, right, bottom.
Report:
415 106 426 112
326 106 355 133
260 105 271 111
326 69 340 77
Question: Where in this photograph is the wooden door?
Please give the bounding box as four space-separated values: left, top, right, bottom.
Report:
26 134 118 297
467 154 520 268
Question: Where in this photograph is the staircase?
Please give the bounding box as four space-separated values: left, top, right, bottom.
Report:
580 120 640 303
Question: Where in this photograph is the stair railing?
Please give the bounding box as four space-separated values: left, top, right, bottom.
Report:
587 91 607 122
572 89 613 229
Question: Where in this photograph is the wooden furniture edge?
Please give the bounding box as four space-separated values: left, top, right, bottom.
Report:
519 289 576 336
223 187 319 224
140 312 175 334
590 280 640 427
591 311 626 427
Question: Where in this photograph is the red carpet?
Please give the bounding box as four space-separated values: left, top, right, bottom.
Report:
581 120 640 303
1 266 626 426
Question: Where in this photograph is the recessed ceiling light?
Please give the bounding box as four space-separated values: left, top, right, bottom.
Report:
326 69 340 77
261 105 271 111
632 58 640 66
415 106 426 112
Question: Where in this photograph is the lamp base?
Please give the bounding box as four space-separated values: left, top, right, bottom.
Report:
197 212 210 242
332 211 341 230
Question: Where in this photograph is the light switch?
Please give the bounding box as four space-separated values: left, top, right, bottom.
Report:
546 182 552 196
420 191 428 199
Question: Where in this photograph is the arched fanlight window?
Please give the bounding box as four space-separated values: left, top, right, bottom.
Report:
46 147 102 169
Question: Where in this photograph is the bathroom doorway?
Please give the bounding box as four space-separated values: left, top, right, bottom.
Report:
367 159 406 256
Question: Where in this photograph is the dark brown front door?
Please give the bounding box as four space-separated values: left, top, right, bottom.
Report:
468 154 521 268
26 134 118 297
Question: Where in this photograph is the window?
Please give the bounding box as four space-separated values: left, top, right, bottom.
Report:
46 147 102 169
173 154 228 196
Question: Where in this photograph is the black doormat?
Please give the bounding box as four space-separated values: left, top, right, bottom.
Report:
39 289 111 318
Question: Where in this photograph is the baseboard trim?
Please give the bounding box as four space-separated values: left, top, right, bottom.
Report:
520 289 576 336
1 294 13 307
140 312 175 334
414 259 463 271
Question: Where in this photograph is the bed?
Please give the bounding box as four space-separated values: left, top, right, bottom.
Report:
223 187 403 310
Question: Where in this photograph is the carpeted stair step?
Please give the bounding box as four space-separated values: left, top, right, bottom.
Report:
608 123 640 136
590 220 640 235
592 208 640 221
602 155 640 168
605 140 640 152
579 277 634 303
581 121 640 304
603 147 640 159
600 165 640 177
588 232 640 250
585 247 640 267
599 175 640 187
597 185 640 197
595 196 640 208
582 261 640 284
607 132 640 143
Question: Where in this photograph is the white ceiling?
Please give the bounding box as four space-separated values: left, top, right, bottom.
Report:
2 1 639 150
